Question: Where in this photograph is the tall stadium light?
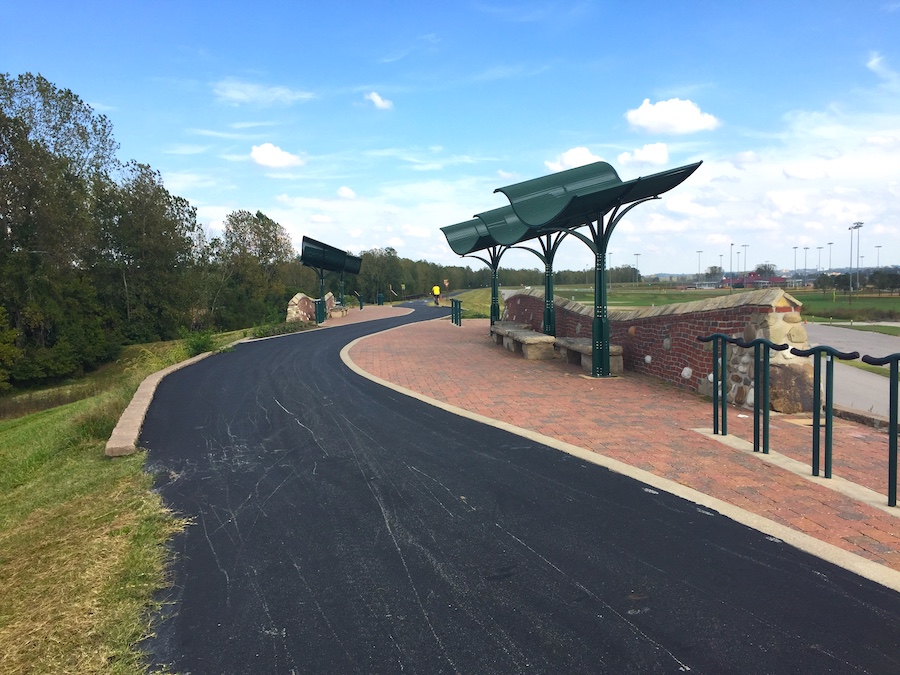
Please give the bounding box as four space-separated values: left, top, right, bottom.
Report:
803 246 809 286
634 253 640 285
817 246 823 272
793 245 798 282
850 222 863 291
855 222 863 290
697 250 703 282
876 245 882 268
828 241 833 271
729 243 734 290
742 244 749 275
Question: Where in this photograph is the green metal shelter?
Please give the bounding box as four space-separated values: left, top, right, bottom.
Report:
494 160 702 376
299 236 362 307
440 160 702 377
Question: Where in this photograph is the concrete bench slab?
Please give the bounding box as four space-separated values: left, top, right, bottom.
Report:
490 321 531 344
554 337 624 374
502 329 556 360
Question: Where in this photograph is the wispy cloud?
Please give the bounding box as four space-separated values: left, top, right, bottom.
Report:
189 128 262 140
364 91 393 109
164 144 211 155
379 33 440 63
213 77 316 106
867 51 900 90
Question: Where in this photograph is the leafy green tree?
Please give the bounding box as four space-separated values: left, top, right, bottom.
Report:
358 247 403 303
0 307 21 391
93 162 201 342
755 263 777 277
0 109 117 382
0 72 118 178
208 210 295 328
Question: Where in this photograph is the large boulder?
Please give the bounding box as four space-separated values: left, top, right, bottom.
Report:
768 361 816 413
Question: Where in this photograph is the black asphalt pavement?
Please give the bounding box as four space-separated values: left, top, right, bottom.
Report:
141 306 900 674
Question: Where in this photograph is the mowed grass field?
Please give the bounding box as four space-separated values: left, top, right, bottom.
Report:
0 331 246 674
456 285 900 323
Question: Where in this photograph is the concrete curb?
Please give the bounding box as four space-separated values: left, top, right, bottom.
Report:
105 351 217 457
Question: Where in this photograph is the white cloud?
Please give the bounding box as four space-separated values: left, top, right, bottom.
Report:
213 78 315 106
250 143 304 168
337 186 357 199
618 142 669 166
365 92 393 109
626 98 721 134
544 147 603 172
867 51 899 87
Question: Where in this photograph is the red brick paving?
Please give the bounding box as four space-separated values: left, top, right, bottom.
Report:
347 316 900 574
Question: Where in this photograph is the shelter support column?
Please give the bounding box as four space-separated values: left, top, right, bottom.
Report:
491 268 500 325
543 260 555 336
592 249 610 377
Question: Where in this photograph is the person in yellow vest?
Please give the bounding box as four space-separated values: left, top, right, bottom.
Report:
432 284 441 305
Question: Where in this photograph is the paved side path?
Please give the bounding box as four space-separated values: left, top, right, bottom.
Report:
349 318 900 578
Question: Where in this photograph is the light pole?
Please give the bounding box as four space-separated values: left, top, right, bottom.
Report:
697 250 703 283
736 251 740 283
634 253 640 285
729 243 734 290
793 245 798 283
719 254 723 284
876 245 881 268
856 223 863 290
803 246 809 286
850 222 863 292
828 241 833 271
817 246 823 273
742 244 749 275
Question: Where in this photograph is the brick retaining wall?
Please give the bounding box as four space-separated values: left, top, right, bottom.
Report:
502 288 811 407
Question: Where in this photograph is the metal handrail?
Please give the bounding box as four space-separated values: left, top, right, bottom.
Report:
790 345 859 478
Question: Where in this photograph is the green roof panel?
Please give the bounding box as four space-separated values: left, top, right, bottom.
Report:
495 161 703 229
439 218 497 255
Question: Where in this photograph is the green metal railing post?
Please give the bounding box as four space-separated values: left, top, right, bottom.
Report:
861 352 900 506
790 345 860 479
735 338 789 454
697 333 735 436
450 299 462 326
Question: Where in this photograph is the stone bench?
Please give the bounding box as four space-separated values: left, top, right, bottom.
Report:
505 330 557 360
328 304 350 318
554 337 624 375
489 321 531 345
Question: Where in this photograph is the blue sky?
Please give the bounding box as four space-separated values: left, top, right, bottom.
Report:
3 1 899 275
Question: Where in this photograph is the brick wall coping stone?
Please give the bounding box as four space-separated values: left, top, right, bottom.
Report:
515 286 801 320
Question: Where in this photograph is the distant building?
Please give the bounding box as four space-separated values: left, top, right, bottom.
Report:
731 271 787 289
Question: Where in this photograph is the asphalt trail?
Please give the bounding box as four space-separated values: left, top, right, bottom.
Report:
141 306 900 674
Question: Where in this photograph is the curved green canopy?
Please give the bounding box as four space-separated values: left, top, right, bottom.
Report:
439 218 497 256
495 161 702 230
300 236 362 274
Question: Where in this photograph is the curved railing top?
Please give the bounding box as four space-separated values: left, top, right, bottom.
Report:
791 345 860 361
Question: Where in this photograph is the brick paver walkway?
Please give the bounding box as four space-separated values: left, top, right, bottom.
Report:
342 315 900 583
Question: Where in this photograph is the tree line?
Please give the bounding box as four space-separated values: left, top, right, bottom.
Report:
0 73 571 391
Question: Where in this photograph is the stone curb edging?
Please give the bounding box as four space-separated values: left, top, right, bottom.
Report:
104 350 219 457
102 308 416 457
